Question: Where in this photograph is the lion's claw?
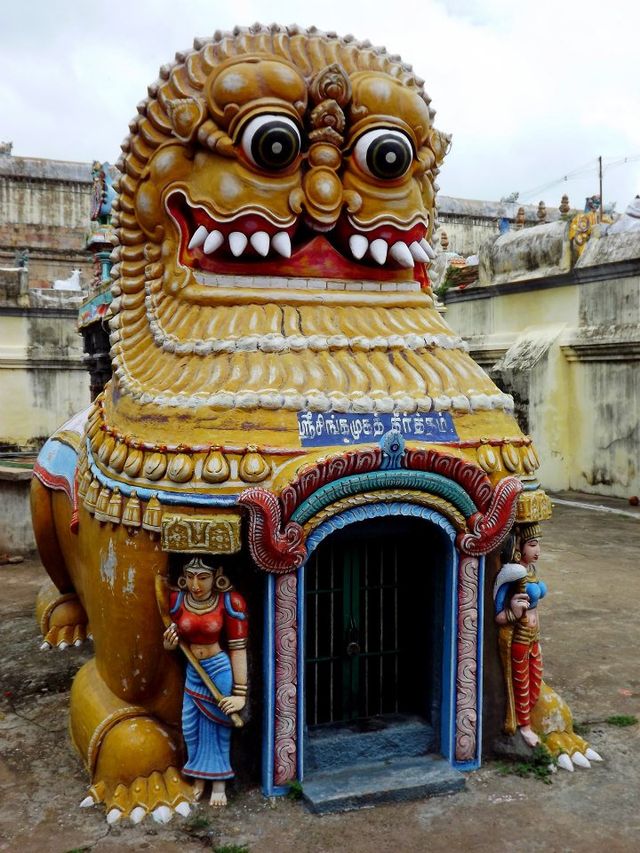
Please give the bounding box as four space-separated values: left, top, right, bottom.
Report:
175 801 192 817
42 622 91 649
130 806 146 825
37 588 91 650
556 748 602 771
570 751 591 769
557 753 574 772
80 767 194 824
532 683 604 769
152 805 173 824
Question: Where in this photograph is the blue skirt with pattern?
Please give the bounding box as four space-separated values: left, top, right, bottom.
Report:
182 652 233 780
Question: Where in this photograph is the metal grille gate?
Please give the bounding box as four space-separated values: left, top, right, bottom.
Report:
305 520 439 728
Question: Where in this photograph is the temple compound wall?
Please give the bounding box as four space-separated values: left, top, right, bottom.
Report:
0 267 89 552
0 145 94 288
444 209 640 498
434 196 558 259
0 147 95 456
0 270 88 450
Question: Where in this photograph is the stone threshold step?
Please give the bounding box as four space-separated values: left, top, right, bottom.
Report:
305 715 436 772
302 754 465 815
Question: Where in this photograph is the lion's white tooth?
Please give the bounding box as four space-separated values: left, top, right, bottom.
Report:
272 232 292 258
250 231 270 257
409 241 430 262
419 237 436 259
390 241 414 268
369 239 388 265
229 232 248 257
349 234 369 260
188 225 208 250
203 230 223 254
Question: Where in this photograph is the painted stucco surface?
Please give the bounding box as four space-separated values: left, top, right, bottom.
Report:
444 216 640 497
0 271 89 449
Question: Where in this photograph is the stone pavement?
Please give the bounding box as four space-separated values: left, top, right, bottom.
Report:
0 495 639 853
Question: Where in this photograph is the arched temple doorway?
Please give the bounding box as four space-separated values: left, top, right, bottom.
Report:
303 517 448 756
259 500 487 797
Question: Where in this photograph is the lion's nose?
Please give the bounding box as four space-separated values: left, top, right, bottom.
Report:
290 144 361 229
302 167 343 227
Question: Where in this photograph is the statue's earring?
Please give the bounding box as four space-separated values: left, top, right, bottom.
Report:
177 576 187 590
215 571 232 592
514 550 522 563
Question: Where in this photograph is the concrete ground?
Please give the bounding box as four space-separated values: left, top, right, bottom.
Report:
1 494 639 853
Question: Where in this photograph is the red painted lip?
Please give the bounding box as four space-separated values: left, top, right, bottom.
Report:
167 192 427 281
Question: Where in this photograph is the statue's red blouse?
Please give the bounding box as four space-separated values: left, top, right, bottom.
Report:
169 590 248 646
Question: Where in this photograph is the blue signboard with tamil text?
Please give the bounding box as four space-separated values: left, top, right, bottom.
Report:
297 411 459 447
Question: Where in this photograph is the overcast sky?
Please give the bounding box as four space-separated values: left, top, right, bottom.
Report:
2 0 639 211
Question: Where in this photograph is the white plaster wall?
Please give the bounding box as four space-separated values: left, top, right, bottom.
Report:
0 478 35 553
445 273 640 499
567 359 639 496
0 306 89 448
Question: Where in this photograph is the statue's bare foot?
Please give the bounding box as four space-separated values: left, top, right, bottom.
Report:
519 725 540 747
210 782 227 808
193 779 205 802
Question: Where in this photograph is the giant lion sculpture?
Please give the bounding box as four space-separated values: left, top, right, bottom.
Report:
32 24 592 824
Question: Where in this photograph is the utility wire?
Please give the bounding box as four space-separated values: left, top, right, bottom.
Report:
518 155 640 202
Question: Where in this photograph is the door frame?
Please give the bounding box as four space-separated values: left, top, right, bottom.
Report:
304 519 446 729
261 502 485 796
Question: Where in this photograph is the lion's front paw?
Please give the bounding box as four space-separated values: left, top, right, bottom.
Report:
545 730 603 771
36 582 90 650
80 767 194 824
531 682 604 771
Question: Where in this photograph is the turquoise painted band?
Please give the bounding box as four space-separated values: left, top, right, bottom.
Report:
291 470 477 525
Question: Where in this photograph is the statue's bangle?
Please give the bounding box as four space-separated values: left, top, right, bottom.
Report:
232 684 248 697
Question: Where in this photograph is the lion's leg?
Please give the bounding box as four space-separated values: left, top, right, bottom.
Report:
67 521 193 823
72 659 194 824
31 478 90 649
35 492 195 822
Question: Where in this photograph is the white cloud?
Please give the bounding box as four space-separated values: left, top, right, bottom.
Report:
1 0 638 208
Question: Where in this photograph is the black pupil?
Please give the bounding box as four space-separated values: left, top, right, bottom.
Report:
252 121 299 169
366 134 411 179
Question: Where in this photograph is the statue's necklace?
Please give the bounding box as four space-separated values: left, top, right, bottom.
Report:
184 592 218 613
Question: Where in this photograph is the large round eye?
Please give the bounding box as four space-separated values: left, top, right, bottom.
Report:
353 128 414 180
240 114 301 171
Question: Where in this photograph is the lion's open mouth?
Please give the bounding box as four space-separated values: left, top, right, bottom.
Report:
166 191 432 282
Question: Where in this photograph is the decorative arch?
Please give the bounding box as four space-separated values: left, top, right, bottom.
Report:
261 501 485 795
239 442 522 573
246 435 519 794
